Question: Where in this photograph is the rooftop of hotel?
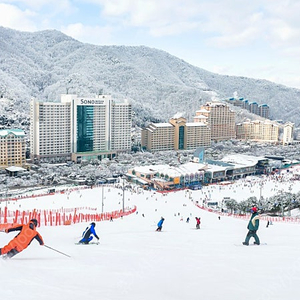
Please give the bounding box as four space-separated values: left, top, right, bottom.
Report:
0 129 25 137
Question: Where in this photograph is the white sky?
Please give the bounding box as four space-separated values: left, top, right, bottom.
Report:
1 0 300 89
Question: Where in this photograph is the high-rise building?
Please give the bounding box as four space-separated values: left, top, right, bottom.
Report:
194 102 236 141
0 129 26 168
259 104 270 119
30 94 132 162
30 100 71 160
226 97 270 119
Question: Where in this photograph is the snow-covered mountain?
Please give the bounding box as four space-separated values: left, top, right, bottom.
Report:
1 26 300 127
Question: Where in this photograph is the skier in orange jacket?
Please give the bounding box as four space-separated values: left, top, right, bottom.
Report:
0 219 44 258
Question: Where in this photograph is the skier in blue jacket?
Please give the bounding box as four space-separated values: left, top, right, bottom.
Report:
156 217 165 231
79 222 100 244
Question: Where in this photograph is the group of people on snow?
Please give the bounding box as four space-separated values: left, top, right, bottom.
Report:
0 219 100 259
0 205 261 259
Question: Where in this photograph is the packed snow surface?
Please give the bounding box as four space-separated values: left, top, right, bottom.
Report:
1 175 300 300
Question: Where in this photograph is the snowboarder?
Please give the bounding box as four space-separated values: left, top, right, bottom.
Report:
0 219 44 259
243 207 260 245
156 217 165 231
195 217 201 229
78 222 100 244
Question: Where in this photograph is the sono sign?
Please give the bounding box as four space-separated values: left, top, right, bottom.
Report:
78 98 105 105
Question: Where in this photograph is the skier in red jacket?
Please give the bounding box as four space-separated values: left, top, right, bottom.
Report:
195 217 201 229
0 219 44 259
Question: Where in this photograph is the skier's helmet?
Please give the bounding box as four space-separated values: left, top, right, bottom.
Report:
91 222 96 227
251 207 257 213
30 219 38 227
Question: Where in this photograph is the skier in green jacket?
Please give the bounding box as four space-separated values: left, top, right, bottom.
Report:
243 207 260 246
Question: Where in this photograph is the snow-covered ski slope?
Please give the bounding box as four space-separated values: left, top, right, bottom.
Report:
1 179 300 300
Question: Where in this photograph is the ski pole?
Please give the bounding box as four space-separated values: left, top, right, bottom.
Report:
44 245 71 258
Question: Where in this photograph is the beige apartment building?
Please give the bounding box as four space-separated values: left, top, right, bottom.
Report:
194 102 236 141
141 117 211 151
0 129 26 168
142 123 175 151
236 119 279 142
282 122 294 145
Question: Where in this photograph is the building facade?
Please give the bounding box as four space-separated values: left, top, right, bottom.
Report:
282 122 294 145
30 100 71 160
0 129 26 168
226 97 270 119
236 119 279 142
194 102 236 141
141 117 211 152
259 104 270 119
30 94 132 162
142 123 175 151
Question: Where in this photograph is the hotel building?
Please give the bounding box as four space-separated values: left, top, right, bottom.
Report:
141 117 211 152
194 102 236 141
236 119 279 142
30 94 132 162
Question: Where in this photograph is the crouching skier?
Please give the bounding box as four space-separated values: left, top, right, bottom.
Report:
78 222 100 244
156 217 165 232
0 219 44 259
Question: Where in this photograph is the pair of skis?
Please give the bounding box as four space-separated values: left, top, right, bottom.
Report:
75 242 100 245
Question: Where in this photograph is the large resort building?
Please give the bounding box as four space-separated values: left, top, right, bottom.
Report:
142 102 239 152
142 117 211 152
194 102 236 141
30 94 132 162
236 119 279 142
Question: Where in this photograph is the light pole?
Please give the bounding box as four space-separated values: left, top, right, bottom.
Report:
101 185 104 213
5 188 8 209
122 176 126 213
259 182 263 201
280 189 284 217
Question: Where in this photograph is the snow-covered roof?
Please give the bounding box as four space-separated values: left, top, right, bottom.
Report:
132 162 206 178
221 154 266 168
0 129 25 137
205 164 228 173
194 115 208 119
153 123 173 128
196 108 209 112
6 166 26 172
186 122 207 127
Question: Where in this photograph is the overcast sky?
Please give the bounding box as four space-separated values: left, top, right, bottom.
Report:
1 0 300 89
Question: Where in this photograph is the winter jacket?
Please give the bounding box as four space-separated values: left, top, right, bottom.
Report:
157 219 164 228
82 224 99 240
4 222 44 252
247 212 259 231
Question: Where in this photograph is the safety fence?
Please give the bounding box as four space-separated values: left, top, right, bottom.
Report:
195 204 300 224
0 206 137 228
0 185 98 203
